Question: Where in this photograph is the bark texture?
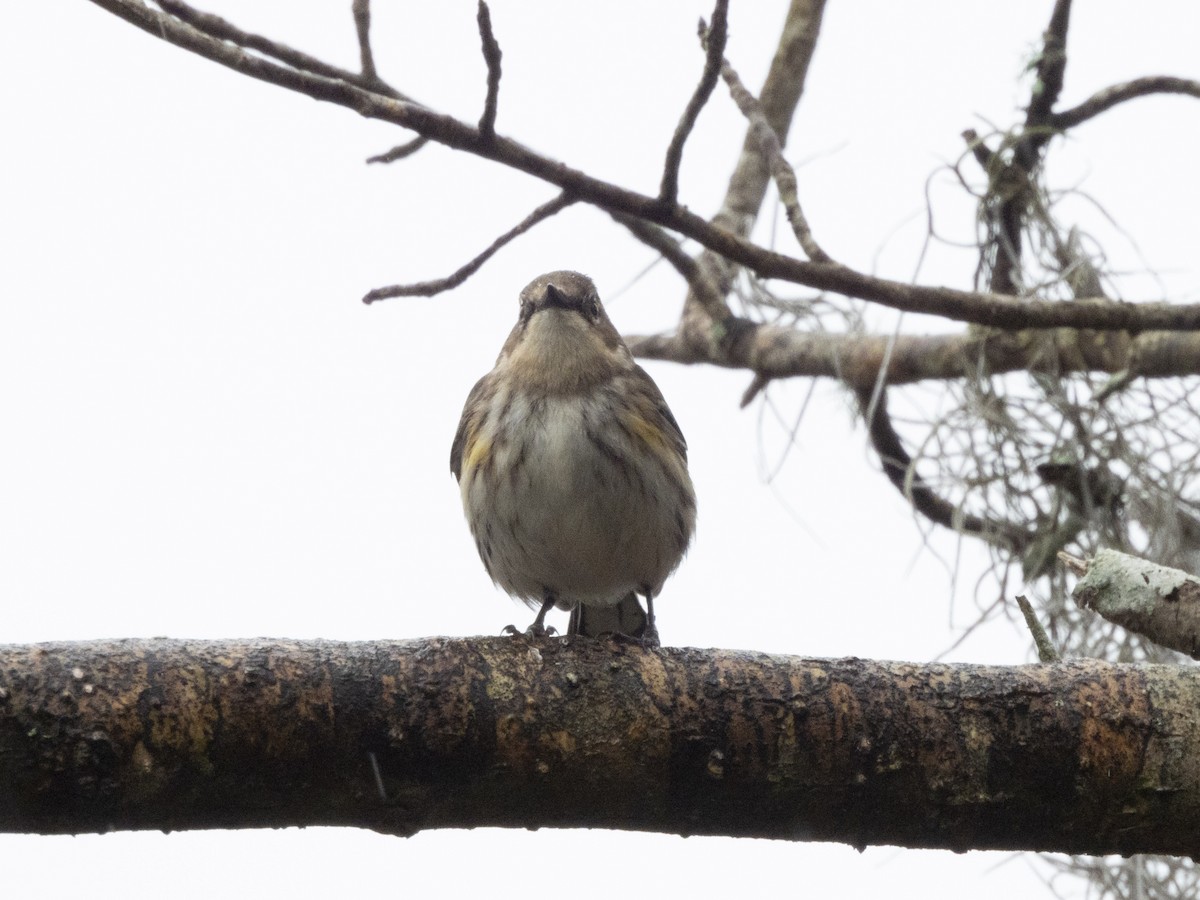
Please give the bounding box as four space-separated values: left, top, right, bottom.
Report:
2 637 1200 856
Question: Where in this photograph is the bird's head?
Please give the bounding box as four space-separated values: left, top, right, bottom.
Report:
498 271 631 393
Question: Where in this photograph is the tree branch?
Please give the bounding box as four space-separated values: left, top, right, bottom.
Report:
612 213 699 283
351 0 377 82
674 0 828 333
1017 594 1062 662
4 637 1200 856
964 129 1028 296
971 0 1071 296
1049 75 1200 130
610 213 740 323
366 135 429 164
714 37 830 262
156 0 416 103
1072 548 1200 659
627 322 1200 387
363 192 575 302
475 1 502 139
658 0 728 205
1019 0 1072 166
86 0 1200 333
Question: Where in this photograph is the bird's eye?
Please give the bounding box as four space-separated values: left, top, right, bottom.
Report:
586 298 602 322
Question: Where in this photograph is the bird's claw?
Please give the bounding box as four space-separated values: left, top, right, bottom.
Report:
502 623 558 638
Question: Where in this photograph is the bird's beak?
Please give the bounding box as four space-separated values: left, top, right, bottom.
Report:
542 283 569 310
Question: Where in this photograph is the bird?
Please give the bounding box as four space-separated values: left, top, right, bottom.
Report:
450 270 696 644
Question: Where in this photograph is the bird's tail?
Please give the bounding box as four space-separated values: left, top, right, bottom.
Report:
567 592 648 640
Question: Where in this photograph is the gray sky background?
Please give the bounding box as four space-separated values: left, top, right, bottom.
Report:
3 2 1199 897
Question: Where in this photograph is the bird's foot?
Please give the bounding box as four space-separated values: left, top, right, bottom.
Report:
501 623 558 638
639 620 661 649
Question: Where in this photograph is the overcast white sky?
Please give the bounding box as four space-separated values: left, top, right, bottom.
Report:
3 2 1199 898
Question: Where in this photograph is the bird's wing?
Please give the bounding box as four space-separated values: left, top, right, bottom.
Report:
632 363 688 461
450 373 492 481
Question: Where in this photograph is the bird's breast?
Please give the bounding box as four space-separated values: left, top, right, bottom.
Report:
460 388 688 606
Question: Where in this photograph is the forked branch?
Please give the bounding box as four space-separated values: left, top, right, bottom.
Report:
91 0 1200 334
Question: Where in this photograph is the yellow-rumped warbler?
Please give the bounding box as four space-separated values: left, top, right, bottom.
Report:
450 270 696 643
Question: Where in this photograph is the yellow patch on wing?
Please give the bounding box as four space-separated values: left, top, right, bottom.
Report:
464 431 491 478
628 412 672 456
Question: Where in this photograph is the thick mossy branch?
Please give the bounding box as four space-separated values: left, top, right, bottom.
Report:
2 637 1200 855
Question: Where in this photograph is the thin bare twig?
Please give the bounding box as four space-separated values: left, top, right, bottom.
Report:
476 1 502 139
1049 76 1200 130
156 0 417 105
1016 595 1062 662
612 213 737 326
1057 550 1089 577
740 374 770 408
659 0 728 205
366 136 430 164
714 44 831 263
961 128 995 170
351 0 377 82
612 213 700 283
363 192 575 302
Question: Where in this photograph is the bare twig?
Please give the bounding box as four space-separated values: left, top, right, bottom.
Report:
961 129 995 171
740 373 770 408
92 0 1200 332
611 213 700 283
612 212 734 328
366 136 430 164
1057 550 1089 576
715 47 831 263
659 0 728 205
363 192 575 302
476 1 502 139
155 0 418 105
1049 76 1200 130
351 0 377 82
1016 595 1062 662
